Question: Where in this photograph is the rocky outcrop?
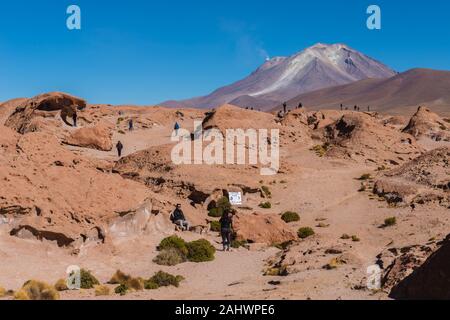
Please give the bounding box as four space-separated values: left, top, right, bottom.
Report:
323 113 422 165
403 106 449 141
380 235 450 300
374 147 450 207
5 92 86 134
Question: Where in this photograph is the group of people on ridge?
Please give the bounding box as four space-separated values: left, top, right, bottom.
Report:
169 204 235 252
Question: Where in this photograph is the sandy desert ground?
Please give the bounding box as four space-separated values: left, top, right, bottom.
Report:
0 93 449 300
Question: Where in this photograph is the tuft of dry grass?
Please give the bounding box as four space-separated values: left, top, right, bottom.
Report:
14 280 59 300
54 279 69 292
95 285 111 296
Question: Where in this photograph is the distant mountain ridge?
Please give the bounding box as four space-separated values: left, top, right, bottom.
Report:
161 43 396 110
272 68 450 115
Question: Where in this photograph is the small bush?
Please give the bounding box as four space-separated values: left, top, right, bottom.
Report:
79 269 100 289
54 279 69 292
114 284 129 296
153 248 186 266
210 220 221 232
261 186 272 198
208 197 231 217
273 241 293 250
281 211 300 223
298 227 315 239
15 280 59 300
144 280 159 290
108 270 143 291
231 239 248 249
187 239 216 262
316 222 330 228
0 287 6 298
158 235 188 257
118 130 126 135
95 285 110 296
358 174 372 181
259 202 272 209
358 183 366 192
341 234 351 240
311 144 329 157
148 271 184 288
264 266 289 277
384 217 397 227
352 235 361 242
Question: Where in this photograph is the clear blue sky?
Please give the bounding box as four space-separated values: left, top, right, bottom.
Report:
1 0 449 105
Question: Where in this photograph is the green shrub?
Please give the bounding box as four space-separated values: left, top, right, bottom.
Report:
210 220 221 232
79 269 100 289
186 239 216 262
208 197 231 217
158 235 188 257
311 144 329 157
352 235 361 242
153 248 186 266
144 280 159 290
384 217 397 227
114 284 129 296
148 271 184 288
341 234 351 240
259 202 272 209
281 211 300 223
298 227 315 239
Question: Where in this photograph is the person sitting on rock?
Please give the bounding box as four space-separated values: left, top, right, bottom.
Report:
116 141 124 157
220 209 235 252
170 204 190 231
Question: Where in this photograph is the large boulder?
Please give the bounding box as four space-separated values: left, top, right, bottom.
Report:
64 122 113 151
233 212 297 245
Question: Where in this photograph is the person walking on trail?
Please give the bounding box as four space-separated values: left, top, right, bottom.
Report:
170 204 190 231
116 141 124 157
128 119 134 131
220 210 234 252
72 112 78 127
174 122 180 136
283 102 287 114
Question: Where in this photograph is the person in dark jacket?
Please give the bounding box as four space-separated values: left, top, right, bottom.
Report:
116 141 124 157
128 119 134 131
220 210 234 251
72 112 78 127
170 204 190 231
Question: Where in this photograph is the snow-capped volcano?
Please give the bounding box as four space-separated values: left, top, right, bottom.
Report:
161 43 396 110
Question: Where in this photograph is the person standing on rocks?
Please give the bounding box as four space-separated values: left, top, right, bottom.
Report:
116 141 124 157
170 204 190 231
220 209 234 252
72 112 78 127
128 119 134 131
283 102 287 114
174 122 180 136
